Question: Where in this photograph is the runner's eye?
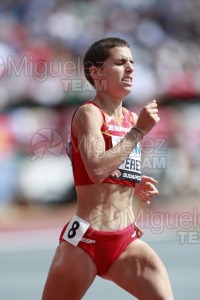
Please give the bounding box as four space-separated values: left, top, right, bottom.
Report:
115 59 134 66
115 61 124 65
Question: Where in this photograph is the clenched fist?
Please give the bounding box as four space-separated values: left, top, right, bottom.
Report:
135 100 160 136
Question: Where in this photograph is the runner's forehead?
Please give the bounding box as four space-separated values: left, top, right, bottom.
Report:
109 47 133 61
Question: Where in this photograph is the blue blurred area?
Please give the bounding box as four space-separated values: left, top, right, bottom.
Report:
0 0 200 205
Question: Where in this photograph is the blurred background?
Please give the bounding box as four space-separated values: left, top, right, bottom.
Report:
0 0 200 300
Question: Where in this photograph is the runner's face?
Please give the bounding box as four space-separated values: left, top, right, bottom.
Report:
98 46 134 98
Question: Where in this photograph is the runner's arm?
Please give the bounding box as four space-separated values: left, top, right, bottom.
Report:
72 104 140 183
72 101 159 183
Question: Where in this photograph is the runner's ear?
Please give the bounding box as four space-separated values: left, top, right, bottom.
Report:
89 66 100 80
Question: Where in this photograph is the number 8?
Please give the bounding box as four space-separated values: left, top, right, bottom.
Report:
67 221 80 239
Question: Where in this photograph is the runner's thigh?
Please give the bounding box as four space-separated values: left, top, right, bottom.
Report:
42 242 97 300
104 239 174 300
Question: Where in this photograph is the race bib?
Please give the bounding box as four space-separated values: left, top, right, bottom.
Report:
111 135 141 183
62 215 90 246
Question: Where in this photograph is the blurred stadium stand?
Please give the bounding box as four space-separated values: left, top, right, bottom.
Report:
0 0 200 206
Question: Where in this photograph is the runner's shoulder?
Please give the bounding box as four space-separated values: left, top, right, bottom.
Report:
73 102 103 126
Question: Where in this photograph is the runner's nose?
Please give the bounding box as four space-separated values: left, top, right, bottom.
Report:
125 61 134 73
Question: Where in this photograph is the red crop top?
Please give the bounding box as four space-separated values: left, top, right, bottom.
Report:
66 102 141 187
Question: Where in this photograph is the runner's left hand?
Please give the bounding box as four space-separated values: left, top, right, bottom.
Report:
134 175 159 204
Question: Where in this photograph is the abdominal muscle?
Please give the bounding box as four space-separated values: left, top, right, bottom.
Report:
75 183 135 231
